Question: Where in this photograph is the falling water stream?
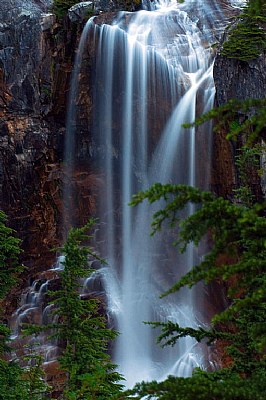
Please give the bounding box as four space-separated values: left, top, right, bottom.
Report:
81 0 236 386
10 0 243 389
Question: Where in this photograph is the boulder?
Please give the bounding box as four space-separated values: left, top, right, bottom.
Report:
68 1 94 22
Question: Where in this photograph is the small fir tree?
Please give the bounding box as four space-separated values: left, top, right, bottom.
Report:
50 219 124 399
221 0 266 61
0 211 49 399
0 210 22 300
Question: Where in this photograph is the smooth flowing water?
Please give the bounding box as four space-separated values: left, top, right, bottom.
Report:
81 1 234 386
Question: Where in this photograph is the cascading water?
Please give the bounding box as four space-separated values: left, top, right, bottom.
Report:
9 257 64 364
79 1 235 386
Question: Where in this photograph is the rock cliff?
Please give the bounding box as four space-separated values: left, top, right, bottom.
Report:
0 0 81 288
212 48 266 199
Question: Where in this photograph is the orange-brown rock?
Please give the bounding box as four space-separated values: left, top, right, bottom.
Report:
211 124 236 198
43 360 67 397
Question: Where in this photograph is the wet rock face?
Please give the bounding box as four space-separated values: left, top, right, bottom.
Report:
0 0 70 279
0 0 100 295
0 1 53 113
214 52 266 105
0 0 84 119
0 115 64 275
212 51 266 199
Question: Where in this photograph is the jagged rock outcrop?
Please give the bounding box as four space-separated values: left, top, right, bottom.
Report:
0 1 53 113
67 0 141 23
68 1 94 21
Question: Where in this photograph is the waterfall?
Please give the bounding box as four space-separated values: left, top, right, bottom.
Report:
64 0 241 388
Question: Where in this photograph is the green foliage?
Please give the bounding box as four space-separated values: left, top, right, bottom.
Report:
53 1 81 19
21 346 50 399
0 211 23 300
183 96 266 206
183 97 266 145
0 211 48 399
127 183 266 399
222 0 266 61
123 368 266 400
233 145 264 206
50 219 124 399
222 21 265 61
0 356 49 400
0 210 22 378
122 0 142 11
0 324 11 355
0 216 124 399
0 359 29 400
146 320 226 348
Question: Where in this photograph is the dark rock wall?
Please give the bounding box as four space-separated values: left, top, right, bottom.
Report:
210 49 266 368
212 51 266 199
0 1 52 113
0 0 107 299
214 53 266 105
0 0 83 281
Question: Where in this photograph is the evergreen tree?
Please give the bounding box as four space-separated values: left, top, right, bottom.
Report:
221 0 266 61
183 97 266 146
0 211 48 399
0 211 24 399
0 211 22 300
118 183 266 399
50 220 124 399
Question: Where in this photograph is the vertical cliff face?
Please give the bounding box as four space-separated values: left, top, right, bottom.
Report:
214 54 266 104
212 50 266 199
0 0 79 283
0 1 52 113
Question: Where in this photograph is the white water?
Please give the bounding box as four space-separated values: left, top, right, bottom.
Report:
9 258 64 364
65 0 243 389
